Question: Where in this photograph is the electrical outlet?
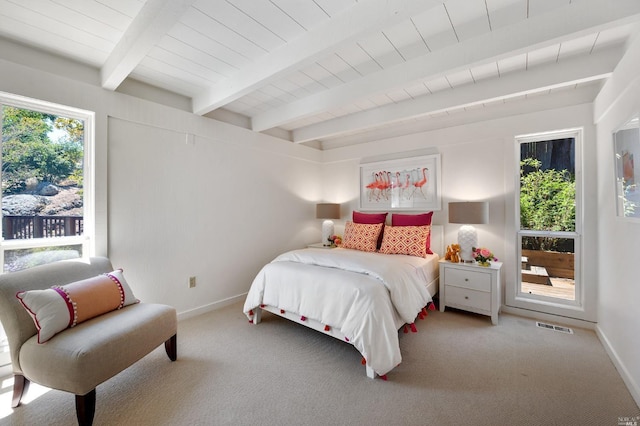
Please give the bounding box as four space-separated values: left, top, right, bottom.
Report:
188 276 196 288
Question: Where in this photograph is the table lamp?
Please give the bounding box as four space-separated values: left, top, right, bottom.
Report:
448 201 489 262
316 203 340 246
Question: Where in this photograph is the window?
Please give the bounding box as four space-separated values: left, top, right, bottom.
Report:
0 92 94 272
513 129 583 316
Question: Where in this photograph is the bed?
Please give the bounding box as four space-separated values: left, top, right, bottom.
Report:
244 220 442 380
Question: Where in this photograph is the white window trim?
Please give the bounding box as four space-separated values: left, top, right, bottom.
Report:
0 91 95 271
510 127 587 318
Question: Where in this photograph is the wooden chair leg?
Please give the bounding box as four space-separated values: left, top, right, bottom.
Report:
165 334 177 361
11 374 30 408
75 389 96 426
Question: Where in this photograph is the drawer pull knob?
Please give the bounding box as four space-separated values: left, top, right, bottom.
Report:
465 296 469 299
464 278 469 281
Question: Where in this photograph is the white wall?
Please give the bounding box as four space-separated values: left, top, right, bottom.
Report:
1 35 636 405
0 55 324 317
593 31 640 406
320 102 598 323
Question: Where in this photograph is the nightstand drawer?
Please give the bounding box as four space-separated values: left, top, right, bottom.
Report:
445 268 491 292
445 286 491 311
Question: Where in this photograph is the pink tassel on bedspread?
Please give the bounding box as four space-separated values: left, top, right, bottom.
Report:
428 302 436 311
403 324 409 334
300 316 307 321
380 375 388 381
249 310 253 316
345 337 350 342
361 357 366 366
280 309 285 314
410 323 417 333
324 325 330 331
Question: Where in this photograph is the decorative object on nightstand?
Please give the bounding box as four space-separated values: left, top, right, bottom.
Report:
439 260 502 325
444 243 461 263
448 201 489 262
316 203 341 246
472 247 497 266
307 242 337 249
328 234 342 247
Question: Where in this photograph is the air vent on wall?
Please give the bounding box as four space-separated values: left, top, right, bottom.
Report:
536 321 574 334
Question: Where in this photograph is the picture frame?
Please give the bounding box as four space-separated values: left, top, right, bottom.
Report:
359 154 441 211
613 115 640 220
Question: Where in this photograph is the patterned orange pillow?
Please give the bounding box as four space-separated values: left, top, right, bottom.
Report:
379 225 430 258
341 221 383 252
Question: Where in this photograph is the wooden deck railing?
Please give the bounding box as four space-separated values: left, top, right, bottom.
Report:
2 215 83 240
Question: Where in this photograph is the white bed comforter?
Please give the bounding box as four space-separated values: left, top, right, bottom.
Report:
243 248 434 376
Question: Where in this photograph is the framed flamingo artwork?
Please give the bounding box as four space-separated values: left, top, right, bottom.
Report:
359 154 441 211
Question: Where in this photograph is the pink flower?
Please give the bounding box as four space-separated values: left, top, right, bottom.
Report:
480 248 492 258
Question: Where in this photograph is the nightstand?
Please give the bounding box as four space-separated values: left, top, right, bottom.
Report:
307 243 336 249
439 260 502 325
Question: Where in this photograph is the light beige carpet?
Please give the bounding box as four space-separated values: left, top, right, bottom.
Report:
1 301 638 426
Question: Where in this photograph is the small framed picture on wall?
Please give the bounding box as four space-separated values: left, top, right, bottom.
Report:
359 154 441 211
613 115 640 220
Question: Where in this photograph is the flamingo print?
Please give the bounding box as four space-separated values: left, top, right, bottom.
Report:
366 172 380 201
364 165 430 204
411 167 429 199
377 171 391 200
400 173 411 199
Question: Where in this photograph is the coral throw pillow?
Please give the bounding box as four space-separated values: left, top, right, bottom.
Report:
341 221 383 252
391 212 434 254
16 269 138 343
353 211 387 248
379 225 430 258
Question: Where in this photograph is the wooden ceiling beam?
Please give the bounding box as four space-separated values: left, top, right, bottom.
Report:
191 0 444 115
252 0 640 132
292 47 621 143
101 0 196 90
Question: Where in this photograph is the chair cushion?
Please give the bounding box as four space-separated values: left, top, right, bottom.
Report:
0 257 115 374
19 303 177 395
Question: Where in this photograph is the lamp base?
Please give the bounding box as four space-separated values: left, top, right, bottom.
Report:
322 220 334 246
458 225 478 263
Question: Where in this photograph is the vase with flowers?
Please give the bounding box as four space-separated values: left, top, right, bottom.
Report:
472 247 497 267
328 234 342 247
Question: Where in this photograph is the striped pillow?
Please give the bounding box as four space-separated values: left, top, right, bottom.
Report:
379 225 430 258
341 221 383 252
16 269 138 343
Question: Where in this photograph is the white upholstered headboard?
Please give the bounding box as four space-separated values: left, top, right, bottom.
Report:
430 225 443 257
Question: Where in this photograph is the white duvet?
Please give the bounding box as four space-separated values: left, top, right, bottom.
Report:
243 247 434 376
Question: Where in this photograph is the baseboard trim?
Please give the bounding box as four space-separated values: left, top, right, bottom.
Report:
596 325 640 409
501 306 596 330
177 293 247 321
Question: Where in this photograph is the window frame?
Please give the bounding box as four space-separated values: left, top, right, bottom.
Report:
0 91 95 272
512 128 585 314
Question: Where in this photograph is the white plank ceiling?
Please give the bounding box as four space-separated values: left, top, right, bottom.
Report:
1 0 639 149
